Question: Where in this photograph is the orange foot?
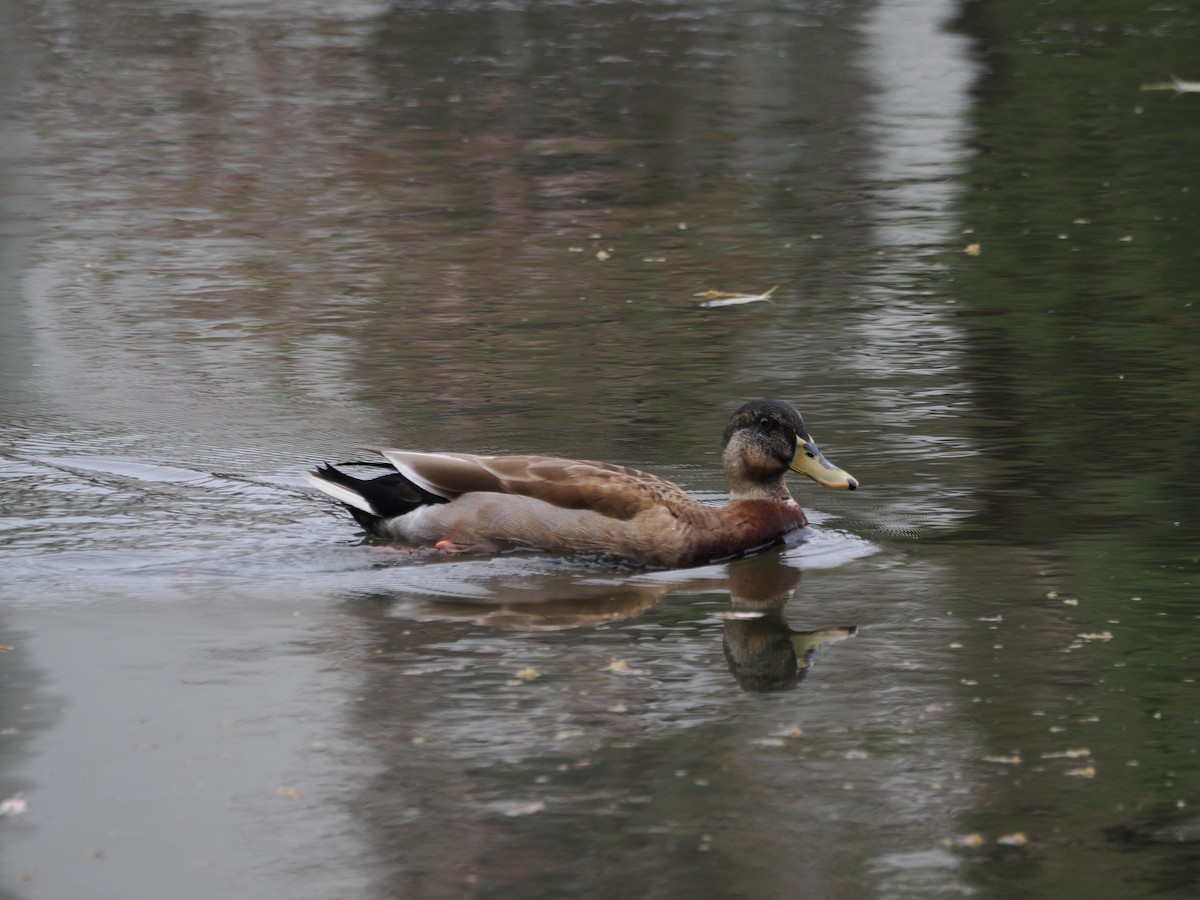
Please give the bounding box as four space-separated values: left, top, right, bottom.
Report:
433 539 465 554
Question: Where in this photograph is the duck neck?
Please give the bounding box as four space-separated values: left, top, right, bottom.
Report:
727 479 795 503
723 454 795 503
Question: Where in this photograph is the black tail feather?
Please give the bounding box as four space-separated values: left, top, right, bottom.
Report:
310 462 449 532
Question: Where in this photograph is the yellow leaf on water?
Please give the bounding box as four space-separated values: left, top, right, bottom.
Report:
942 833 979 848
997 832 1028 847
982 754 1023 765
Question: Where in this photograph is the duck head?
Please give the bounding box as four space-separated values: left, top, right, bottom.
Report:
722 399 858 500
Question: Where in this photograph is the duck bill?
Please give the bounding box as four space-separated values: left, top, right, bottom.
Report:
789 436 859 489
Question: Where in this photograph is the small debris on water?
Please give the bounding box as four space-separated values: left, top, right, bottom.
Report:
515 667 541 682
964 243 981 256
1 795 28 816
943 832 985 849
505 800 545 817
750 737 785 748
275 787 300 800
982 754 1023 765
1042 748 1090 759
997 832 1029 847
607 659 629 674
1066 766 1096 779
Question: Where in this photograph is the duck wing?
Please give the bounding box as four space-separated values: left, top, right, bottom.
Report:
362 449 695 521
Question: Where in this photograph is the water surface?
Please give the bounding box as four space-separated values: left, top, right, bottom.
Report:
2 0 1199 897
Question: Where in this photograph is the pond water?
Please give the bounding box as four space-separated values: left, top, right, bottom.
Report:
2 0 1199 897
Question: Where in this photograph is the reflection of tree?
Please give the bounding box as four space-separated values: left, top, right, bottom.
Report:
949 0 1200 548
940 3 1200 893
20 0 878 467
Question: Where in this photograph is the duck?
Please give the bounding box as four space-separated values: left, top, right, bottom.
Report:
305 399 858 569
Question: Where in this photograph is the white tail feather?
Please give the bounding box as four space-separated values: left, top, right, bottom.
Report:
304 472 379 515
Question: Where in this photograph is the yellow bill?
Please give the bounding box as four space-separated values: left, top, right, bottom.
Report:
789 435 859 489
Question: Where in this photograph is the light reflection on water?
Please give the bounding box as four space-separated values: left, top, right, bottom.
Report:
3 0 1200 897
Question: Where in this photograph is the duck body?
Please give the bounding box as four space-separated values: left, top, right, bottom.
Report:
307 400 857 569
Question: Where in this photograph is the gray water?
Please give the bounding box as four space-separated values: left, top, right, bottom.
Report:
2 0 1199 897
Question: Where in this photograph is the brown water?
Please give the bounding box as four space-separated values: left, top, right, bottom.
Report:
2 0 1199 897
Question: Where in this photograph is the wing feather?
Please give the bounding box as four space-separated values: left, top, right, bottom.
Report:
361 449 692 520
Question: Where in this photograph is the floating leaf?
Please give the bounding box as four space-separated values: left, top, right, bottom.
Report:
1042 748 1090 759
1140 76 1200 93
696 285 778 308
982 754 1023 765
505 800 545 817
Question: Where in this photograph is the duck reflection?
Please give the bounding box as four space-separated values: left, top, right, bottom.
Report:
720 556 856 692
394 569 676 631
363 550 855 691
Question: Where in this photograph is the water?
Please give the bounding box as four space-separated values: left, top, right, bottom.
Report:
2 0 1199 897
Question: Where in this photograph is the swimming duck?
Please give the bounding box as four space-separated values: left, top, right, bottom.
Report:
305 399 857 569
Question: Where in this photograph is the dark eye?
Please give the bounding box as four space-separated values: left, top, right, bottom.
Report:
758 416 774 428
